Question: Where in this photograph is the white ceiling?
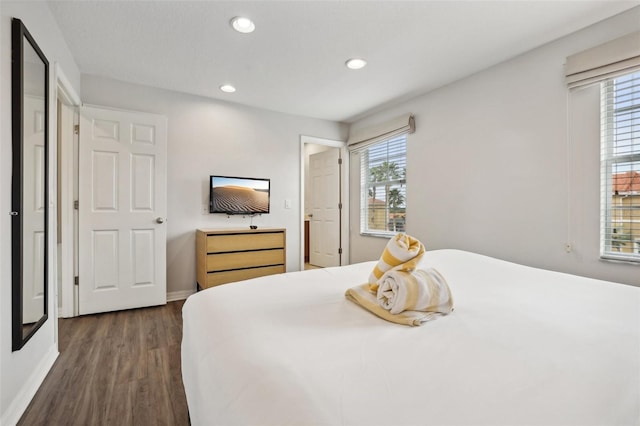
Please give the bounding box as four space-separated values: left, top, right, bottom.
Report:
47 1 638 123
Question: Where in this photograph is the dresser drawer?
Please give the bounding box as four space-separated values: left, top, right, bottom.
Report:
206 232 284 253
206 249 284 271
206 265 285 287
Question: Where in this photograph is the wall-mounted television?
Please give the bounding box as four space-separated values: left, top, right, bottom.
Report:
209 175 270 215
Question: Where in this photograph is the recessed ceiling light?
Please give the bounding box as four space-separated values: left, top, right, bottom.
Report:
220 84 236 93
230 16 255 34
345 58 367 70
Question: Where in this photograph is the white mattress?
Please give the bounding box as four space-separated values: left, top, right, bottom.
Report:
181 249 640 425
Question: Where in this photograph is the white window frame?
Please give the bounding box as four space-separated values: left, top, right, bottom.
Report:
600 71 640 263
359 134 407 237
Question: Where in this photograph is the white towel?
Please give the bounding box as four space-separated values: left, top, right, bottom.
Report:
376 268 454 315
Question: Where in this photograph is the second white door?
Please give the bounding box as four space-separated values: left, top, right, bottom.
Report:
309 148 341 267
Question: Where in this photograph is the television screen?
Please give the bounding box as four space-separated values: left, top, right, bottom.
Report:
209 175 270 215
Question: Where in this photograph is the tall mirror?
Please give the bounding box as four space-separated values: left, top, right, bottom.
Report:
12 18 49 351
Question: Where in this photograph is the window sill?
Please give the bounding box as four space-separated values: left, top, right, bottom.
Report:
599 255 640 266
360 231 395 239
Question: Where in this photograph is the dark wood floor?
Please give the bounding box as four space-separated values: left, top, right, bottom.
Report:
18 301 189 426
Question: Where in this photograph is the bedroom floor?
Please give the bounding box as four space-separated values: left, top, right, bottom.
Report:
18 300 189 426
304 263 322 270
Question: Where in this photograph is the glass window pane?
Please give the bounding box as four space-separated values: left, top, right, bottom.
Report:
601 71 640 261
361 134 407 235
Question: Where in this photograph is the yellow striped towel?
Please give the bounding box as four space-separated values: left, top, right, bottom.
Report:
345 282 447 327
377 268 453 315
369 233 425 292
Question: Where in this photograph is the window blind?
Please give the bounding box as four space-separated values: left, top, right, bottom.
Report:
348 113 414 151
600 70 640 261
356 134 407 236
566 31 640 89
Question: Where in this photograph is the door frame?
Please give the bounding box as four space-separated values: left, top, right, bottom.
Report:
56 63 80 318
299 135 349 270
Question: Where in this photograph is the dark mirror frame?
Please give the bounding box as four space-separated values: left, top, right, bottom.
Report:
12 18 49 351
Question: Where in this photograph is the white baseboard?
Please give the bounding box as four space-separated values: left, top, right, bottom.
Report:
167 289 195 302
55 289 194 317
1 345 59 426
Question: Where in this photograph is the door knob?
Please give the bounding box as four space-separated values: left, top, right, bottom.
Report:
156 217 165 224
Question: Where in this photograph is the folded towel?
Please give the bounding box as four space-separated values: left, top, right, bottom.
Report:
377 268 454 315
345 284 446 327
369 233 425 292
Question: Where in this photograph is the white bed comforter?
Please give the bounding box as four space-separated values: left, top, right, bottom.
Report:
181 249 640 426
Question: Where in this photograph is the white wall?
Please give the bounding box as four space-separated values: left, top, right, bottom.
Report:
349 7 640 287
0 2 81 424
81 75 348 298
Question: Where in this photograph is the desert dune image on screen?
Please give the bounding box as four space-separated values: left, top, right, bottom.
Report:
210 177 269 214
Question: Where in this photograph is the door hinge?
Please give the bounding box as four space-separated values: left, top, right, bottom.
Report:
338 203 342 210
74 276 79 286
338 158 342 165
74 124 79 135
338 248 343 255
74 200 79 210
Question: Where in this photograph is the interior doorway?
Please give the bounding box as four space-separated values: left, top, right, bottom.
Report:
299 135 349 270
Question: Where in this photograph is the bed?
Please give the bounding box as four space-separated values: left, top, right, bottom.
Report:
181 249 640 425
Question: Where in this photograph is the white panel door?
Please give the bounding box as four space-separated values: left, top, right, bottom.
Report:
309 148 341 267
78 106 167 315
22 95 46 323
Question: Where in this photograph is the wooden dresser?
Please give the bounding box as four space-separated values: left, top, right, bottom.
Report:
196 228 286 289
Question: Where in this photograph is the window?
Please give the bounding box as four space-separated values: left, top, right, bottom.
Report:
359 134 407 236
600 70 640 262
